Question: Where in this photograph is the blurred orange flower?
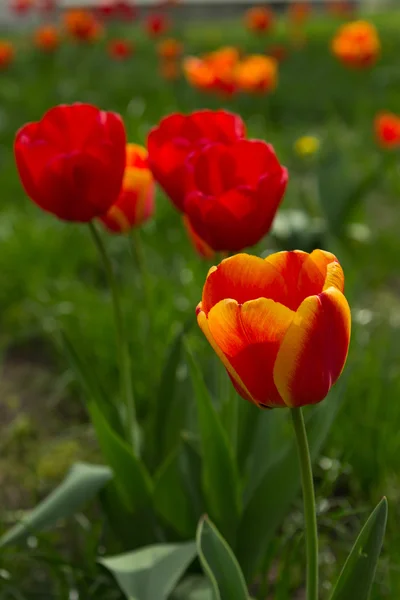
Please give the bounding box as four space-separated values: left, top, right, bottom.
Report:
245 6 274 34
0 41 14 69
157 38 183 60
160 60 180 80
100 144 155 233
235 55 278 94
288 1 312 24
108 39 133 60
64 10 102 42
184 47 239 96
34 25 60 52
374 112 400 149
331 20 380 68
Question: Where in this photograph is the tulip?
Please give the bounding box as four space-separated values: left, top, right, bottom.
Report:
100 144 154 233
235 55 278 95
14 103 126 222
182 215 214 259
147 109 246 213
331 20 380 68
184 139 287 252
374 112 400 149
197 250 351 408
0 41 14 69
157 38 183 60
108 39 133 60
34 25 60 52
145 13 170 38
64 10 102 43
245 6 274 34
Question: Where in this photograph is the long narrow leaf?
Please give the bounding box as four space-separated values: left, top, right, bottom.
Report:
0 463 112 547
185 344 241 544
197 516 248 600
330 497 388 600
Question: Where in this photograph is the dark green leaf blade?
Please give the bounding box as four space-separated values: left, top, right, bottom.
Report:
330 497 388 600
0 463 112 547
197 516 248 600
185 345 241 544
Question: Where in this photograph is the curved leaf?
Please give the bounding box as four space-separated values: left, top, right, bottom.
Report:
197 516 248 600
99 541 197 600
0 463 112 547
330 497 388 600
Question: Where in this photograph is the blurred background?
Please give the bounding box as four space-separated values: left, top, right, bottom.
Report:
0 0 400 598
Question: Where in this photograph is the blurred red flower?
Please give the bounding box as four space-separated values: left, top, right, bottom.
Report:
114 1 136 21
245 6 274 34
0 41 14 69
147 110 246 212
100 143 154 233
374 112 400 149
14 103 126 222
145 13 170 37
34 25 59 52
9 0 32 15
37 0 57 13
184 139 288 252
108 39 133 60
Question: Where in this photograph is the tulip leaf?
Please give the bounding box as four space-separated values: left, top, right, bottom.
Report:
89 400 153 514
185 344 241 544
172 576 214 600
153 443 198 538
238 382 344 581
152 319 193 467
329 497 388 600
99 541 197 600
196 516 249 600
0 462 112 548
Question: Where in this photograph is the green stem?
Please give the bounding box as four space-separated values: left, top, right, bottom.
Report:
88 222 137 450
290 407 318 600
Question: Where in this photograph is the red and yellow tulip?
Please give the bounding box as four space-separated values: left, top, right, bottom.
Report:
197 250 351 408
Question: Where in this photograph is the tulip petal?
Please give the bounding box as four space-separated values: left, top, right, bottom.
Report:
206 298 294 407
202 253 287 315
273 287 351 407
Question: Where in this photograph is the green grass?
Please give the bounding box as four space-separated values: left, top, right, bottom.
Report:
1 8 400 599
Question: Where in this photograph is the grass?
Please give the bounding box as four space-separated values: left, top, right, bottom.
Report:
1 7 400 598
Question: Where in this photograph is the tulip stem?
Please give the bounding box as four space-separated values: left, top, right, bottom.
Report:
290 407 318 600
88 222 138 451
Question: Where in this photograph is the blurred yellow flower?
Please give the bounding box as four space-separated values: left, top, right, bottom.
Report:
294 135 320 156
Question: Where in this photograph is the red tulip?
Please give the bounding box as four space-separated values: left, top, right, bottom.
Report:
197 250 351 408
145 13 170 38
114 0 136 21
374 112 400 149
0 41 14 69
9 0 32 16
147 110 246 212
14 103 126 222
37 0 57 13
108 39 133 60
100 143 154 233
184 139 288 252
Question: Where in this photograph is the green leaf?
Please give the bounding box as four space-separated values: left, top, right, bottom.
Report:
153 443 198 538
99 541 197 600
196 516 248 600
89 401 153 514
185 344 241 544
172 576 214 600
330 497 388 600
0 462 112 547
238 382 344 581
